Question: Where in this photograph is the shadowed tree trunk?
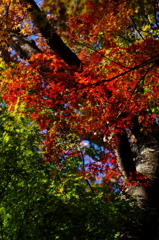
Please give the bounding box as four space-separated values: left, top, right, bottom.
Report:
115 118 159 239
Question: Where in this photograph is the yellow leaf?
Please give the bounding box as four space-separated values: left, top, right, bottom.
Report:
12 25 19 30
20 29 26 35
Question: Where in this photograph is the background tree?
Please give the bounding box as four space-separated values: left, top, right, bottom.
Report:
0 0 159 239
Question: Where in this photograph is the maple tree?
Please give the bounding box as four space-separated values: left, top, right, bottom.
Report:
1 0 159 239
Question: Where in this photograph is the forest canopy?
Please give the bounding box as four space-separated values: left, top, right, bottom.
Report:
0 0 159 239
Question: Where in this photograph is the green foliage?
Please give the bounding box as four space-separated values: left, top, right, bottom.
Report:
0 103 147 240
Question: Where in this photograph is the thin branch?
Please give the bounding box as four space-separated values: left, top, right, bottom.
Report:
117 34 134 44
80 148 94 194
130 17 145 41
68 53 159 93
117 63 157 117
87 46 131 70
73 39 131 69
85 179 95 194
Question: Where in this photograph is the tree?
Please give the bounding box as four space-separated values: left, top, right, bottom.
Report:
1 0 159 239
0 100 143 239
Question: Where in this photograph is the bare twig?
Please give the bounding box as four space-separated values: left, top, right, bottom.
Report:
80 148 94 194
130 17 145 41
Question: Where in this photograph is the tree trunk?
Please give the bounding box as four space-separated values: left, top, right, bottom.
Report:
115 117 159 239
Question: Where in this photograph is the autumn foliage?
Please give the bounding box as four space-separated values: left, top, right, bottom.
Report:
0 0 159 185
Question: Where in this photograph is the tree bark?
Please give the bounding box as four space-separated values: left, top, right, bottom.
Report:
115 118 159 239
21 0 81 67
9 31 42 60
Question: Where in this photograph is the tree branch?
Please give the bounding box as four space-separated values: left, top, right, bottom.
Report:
21 0 81 67
9 31 42 60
